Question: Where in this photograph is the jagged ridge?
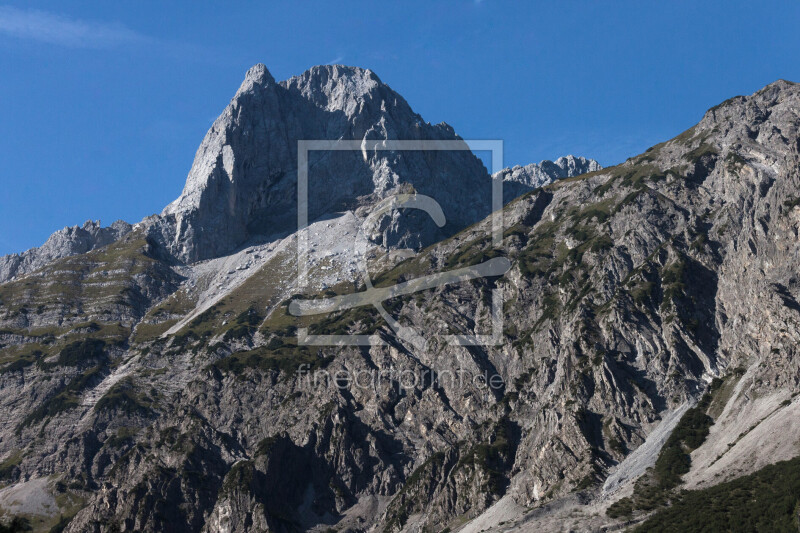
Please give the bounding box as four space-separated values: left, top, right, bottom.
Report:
0 72 798 533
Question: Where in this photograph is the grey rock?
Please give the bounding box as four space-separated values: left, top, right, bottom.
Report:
497 154 602 188
498 155 602 203
1 65 593 275
0 219 131 283
158 64 495 262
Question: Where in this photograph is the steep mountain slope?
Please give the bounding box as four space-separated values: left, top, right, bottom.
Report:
155 63 493 262
0 73 799 533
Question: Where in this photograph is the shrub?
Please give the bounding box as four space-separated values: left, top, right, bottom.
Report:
18 366 105 429
653 392 714 489
95 380 154 416
633 456 800 532
606 496 634 518
53 339 106 367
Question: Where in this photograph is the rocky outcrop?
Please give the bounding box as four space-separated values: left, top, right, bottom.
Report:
497 154 601 188
156 64 599 262
498 155 602 203
0 219 131 283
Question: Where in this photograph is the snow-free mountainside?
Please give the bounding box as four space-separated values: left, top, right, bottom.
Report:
0 65 799 532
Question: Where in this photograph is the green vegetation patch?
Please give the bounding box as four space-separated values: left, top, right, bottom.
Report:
518 221 557 277
132 289 198 343
0 450 23 480
684 143 718 163
0 348 43 374
656 382 721 487
545 166 614 190
210 342 333 379
567 197 617 225
443 236 503 269
384 451 449 531
671 126 698 145
783 196 800 211
258 291 387 340
724 151 747 172
220 459 256 498
535 293 562 327
630 279 657 308
458 418 515 496
633 455 800 532
0 517 29 533
166 252 299 349
104 426 140 448
660 256 687 312
95 378 155 416
222 306 264 342
0 322 124 375
50 338 107 368
592 164 665 195
607 380 722 519
0 232 166 322
168 304 223 351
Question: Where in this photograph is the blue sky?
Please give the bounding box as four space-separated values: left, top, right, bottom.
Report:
1 1 799 256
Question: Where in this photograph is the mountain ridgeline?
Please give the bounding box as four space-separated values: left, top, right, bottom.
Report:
0 64 597 282
0 66 798 533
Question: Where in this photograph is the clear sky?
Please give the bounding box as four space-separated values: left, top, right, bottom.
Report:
1 1 799 256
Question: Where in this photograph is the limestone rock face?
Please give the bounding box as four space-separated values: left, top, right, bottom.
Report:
0 220 131 283
158 64 496 262
157 64 599 262
497 155 602 203
497 154 602 189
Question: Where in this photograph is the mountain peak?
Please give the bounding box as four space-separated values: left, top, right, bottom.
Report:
157 63 489 262
236 63 276 95
697 77 800 139
285 64 383 87
763 78 798 90
245 63 273 82
495 154 602 194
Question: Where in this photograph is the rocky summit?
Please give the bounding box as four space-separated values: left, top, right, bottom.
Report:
496 155 603 204
0 67 798 533
157 63 515 262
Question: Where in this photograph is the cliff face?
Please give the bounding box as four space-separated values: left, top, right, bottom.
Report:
0 72 798 533
157 63 497 262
